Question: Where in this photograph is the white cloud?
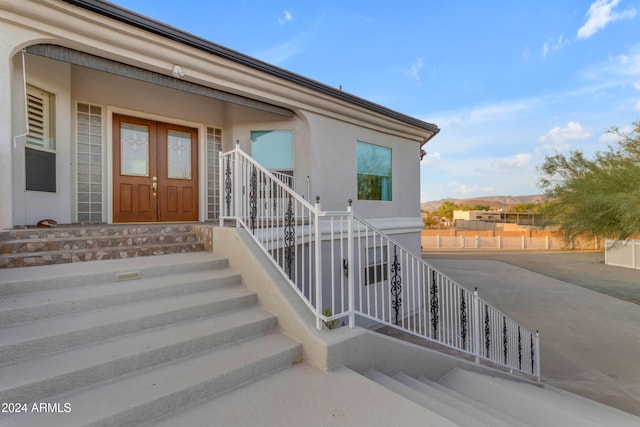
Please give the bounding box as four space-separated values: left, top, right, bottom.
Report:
406 57 424 82
635 99 640 111
538 121 592 152
421 152 545 201
255 40 303 65
598 132 620 144
278 10 293 25
481 186 496 194
598 124 636 143
575 48 640 105
428 99 535 129
447 181 478 194
257 12 326 65
542 34 569 58
485 153 533 173
614 52 640 75
579 47 640 81
577 0 636 40
420 151 441 167
428 44 640 132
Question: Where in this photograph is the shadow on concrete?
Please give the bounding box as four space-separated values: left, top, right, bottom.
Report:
423 250 639 305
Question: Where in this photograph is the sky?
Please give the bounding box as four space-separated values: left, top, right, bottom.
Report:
111 0 640 202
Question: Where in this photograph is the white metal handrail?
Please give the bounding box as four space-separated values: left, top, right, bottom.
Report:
269 170 310 201
341 212 539 378
220 146 540 379
219 145 326 329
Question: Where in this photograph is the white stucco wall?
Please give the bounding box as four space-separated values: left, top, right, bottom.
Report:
0 0 433 232
71 66 229 129
1 46 15 229
225 103 310 182
11 53 72 226
306 112 421 214
5 57 308 226
2 15 57 228
305 111 423 245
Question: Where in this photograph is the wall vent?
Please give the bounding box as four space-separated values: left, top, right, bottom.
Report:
116 271 141 281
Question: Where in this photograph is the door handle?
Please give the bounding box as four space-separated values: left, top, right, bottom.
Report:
152 182 157 196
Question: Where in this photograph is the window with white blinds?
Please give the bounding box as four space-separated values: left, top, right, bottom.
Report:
25 85 56 192
26 85 55 150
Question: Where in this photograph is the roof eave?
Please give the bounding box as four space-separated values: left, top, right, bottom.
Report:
60 0 440 135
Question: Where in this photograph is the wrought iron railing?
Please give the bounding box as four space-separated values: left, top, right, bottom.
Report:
219 145 324 328
220 146 540 379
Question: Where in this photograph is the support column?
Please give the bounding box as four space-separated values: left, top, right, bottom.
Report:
473 288 480 363
314 196 322 331
0 47 17 228
347 199 355 328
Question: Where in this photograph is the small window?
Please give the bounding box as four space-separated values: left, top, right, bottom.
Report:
25 147 56 192
26 85 55 150
363 246 388 286
251 130 293 174
357 141 391 201
25 85 56 192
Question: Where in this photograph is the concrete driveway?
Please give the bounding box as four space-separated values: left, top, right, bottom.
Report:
422 250 640 416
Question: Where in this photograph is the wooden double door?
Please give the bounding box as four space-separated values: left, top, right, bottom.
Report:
113 114 198 222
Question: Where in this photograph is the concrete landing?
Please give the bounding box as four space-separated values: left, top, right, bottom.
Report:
152 364 445 427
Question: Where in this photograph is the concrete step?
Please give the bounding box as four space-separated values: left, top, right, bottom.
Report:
438 367 630 427
0 305 277 404
151 365 447 427
0 267 241 326
416 375 528 427
0 252 228 296
0 251 305 426
393 373 518 427
0 285 257 366
361 365 640 426
4 332 302 427
538 383 640 426
362 370 471 426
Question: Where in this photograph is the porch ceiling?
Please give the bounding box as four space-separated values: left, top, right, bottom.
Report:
26 44 295 118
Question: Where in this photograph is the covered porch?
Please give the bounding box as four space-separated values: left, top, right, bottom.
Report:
4 42 306 228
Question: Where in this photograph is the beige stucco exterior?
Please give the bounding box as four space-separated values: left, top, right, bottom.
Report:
453 210 501 221
1 0 437 253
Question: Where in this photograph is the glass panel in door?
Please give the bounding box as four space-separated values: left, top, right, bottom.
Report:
167 130 192 179
120 123 150 176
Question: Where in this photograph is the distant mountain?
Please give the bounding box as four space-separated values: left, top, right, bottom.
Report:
421 194 545 211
